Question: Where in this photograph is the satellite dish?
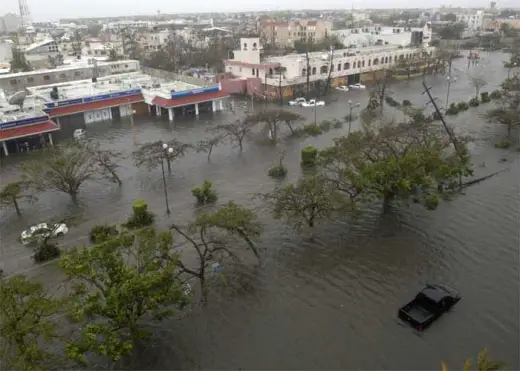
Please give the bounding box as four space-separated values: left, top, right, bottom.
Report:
8 91 27 112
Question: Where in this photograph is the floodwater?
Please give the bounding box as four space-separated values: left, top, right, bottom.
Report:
0 52 518 369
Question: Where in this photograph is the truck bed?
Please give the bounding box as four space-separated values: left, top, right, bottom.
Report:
403 305 434 322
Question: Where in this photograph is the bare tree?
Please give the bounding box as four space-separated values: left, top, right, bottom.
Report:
212 119 256 151
246 110 303 141
196 136 222 161
469 73 488 100
87 142 123 186
133 139 191 173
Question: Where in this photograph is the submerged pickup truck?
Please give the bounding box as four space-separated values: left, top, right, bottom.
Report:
398 284 461 331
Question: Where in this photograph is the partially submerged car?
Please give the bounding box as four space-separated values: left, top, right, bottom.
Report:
20 222 69 245
335 85 349 92
349 83 366 90
289 97 307 106
301 99 325 107
398 284 461 331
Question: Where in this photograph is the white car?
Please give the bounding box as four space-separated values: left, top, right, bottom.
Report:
301 99 325 107
349 83 366 90
336 85 350 92
289 97 307 106
20 223 69 245
73 129 86 139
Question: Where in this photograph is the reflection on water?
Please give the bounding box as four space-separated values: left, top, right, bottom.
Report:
0 52 518 369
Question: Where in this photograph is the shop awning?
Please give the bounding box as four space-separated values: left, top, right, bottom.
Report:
152 90 229 108
47 94 144 117
0 121 60 141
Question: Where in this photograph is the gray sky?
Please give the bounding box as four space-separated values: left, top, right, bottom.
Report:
3 0 516 21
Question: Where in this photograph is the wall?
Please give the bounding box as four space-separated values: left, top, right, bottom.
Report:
220 78 247 94
141 66 213 86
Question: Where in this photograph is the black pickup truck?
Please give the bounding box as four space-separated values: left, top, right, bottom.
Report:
398 284 461 331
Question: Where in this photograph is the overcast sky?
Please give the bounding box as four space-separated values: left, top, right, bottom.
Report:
3 0 517 21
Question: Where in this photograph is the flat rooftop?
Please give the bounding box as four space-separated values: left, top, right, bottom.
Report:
27 72 200 103
0 100 48 124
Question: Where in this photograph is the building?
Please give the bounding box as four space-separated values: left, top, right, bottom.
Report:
1 13 22 33
456 11 485 31
138 31 170 53
23 39 61 69
0 71 229 156
223 37 436 99
259 19 333 47
332 26 428 48
0 41 13 66
0 59 140 92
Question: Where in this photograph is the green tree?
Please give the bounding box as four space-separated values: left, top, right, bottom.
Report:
9 47 31 72
60 227 186 366
319 118 472 212
170 201 263 302
191 179 218 205
441 348 508 371
260 175 349 229
0 180 36 216
0 275 62 370
22 143 120 205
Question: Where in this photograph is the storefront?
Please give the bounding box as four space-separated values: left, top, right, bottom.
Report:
0 116 59 156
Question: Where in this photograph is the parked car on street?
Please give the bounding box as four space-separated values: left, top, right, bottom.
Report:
301 99 325 107
336 85 349 92
289 97 307 106
349 83 366 90
398 284 461 331
20 223 69 245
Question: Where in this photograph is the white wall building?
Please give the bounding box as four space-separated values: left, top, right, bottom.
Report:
456 11 485 31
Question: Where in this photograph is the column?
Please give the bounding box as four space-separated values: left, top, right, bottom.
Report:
168 108 174 121
2 141 8 156
156 105 162 116
48 133 54 146
147 104 152 114
212 100 216 112
195 103 199 116
218 99 223 111
56 117 61 128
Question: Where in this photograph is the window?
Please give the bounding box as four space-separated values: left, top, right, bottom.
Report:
344 62 350 69
59 73 66 79
368 59 371 66
362 60 365 67
27 77 34 83
312 66 316 75
10 79 17 85
337 63 341 71
74 71 81 77
43 75 50 81
252 68 255 76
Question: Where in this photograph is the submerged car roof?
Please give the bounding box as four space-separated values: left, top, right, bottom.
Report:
420 285 453 302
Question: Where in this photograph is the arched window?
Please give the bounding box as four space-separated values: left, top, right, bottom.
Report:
252 42 258 50
344 62 350 69
243 42 248 50
362 60 365 67
373 58 379 65
312 67 317 75
320 65 328 74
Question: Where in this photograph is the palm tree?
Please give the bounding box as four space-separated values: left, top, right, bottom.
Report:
442 348 508 371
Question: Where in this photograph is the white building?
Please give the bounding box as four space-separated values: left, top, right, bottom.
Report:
456 11 485 31
1 13 22 33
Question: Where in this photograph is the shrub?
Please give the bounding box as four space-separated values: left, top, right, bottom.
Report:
490 90 502 99
494 140 512 149
89 224 119 244
33 242 60 263
385 96 401 107
468 98 480 107
268 164 287 178
191 179 218 205
302 123 322 136
123 199 155 229
446 103 460 115
318 120 332 132
457 101 469 111
301 146 318 167
332 119 343 128
402 99 412 107
480 92 490 103
424 194 441 210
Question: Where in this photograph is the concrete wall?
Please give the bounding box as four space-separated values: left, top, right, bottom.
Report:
220 78 247 94
141 66 214 87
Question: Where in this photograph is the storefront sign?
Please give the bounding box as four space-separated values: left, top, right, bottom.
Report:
43 89 142 109
170 84 220 99
0 115 49 130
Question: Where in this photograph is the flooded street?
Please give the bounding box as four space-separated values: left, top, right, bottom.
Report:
1 52 519 369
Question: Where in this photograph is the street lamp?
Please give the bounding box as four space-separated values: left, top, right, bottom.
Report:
445 75 457 108
161 143 174 215
347 100 360 135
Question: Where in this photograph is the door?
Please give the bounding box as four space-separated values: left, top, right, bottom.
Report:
111 106 121 120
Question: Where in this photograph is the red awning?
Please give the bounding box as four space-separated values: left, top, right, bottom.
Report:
152 90 229 108
0 121 59 141
48 94 143 117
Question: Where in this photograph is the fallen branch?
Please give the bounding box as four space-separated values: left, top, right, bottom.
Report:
461 168 509 188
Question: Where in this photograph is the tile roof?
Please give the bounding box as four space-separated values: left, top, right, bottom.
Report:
48 94 143 117
0 121 59 141
152 90 229 108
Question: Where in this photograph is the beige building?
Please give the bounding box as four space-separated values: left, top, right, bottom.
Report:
259 19 333 48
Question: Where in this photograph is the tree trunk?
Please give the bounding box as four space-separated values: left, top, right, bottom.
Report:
12 197 21 216
286 121 294 134
207 147 213 161
236 228 259 258
166 158 172 173
70 191 79 205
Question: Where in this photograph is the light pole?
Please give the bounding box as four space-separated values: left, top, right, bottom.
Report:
445 76 457 108
314 100 318 125
161 143 173 215
347 100 360 135
508 62 517 78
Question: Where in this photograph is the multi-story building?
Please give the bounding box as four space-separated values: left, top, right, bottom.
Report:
23 39 61 69
223 36 436 99
456 11 485 32
138 31 170 53
1 13 22 33
259 19 333 47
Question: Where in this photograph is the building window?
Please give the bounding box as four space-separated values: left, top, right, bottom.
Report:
43 75 50 81
312 67 316 75
389 56 392 63
74 71 81 77
10 79 17 85
337 63 341 71
362 60 365 67
344 62 350 69
368 59 371 66
320 65 328 74
60 73 66 79
27 77 34 83
302 68 306 76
